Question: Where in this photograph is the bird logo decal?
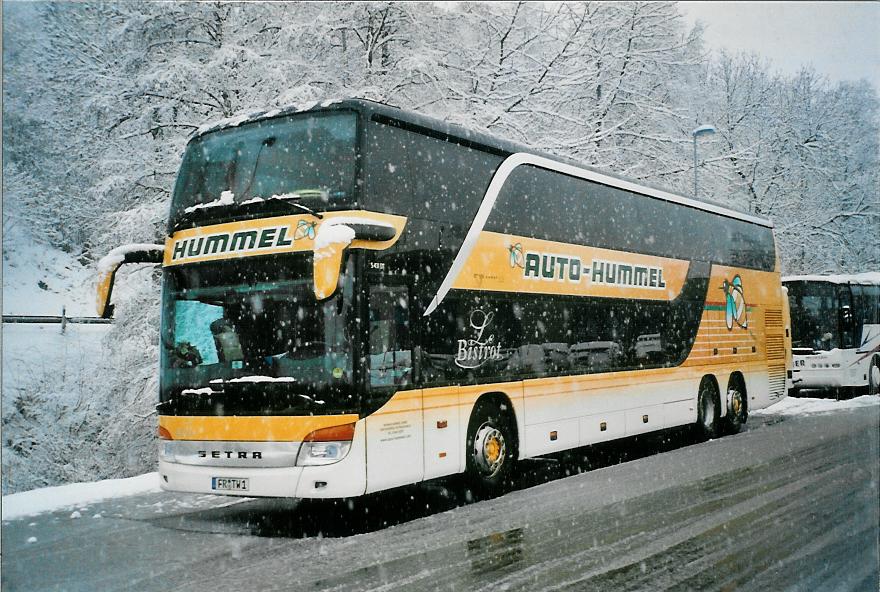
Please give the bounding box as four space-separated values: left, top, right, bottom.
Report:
294 220 317 240
722 275 748 330
508 243 525 268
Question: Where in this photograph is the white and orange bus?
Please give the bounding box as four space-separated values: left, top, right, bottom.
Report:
97 99 790 498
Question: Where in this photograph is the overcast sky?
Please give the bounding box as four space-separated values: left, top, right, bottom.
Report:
679 2 880 91
4 1 878 92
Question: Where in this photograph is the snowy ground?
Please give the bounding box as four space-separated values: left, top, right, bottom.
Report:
1 473 162 521
753 394 880 416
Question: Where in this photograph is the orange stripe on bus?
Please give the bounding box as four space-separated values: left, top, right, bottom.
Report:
159 414 359 442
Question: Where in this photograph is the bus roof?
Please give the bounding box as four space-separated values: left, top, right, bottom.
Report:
783 272 880 286
193 97 773 228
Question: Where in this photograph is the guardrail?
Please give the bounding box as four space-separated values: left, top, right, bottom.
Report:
2 308 113 333
2 315 113 324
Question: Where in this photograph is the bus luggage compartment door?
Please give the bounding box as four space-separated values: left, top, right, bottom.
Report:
365 389 425 493
423 386 461 480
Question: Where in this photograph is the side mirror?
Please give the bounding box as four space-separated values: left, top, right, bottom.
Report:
312 220 396 300
313 224 355 301
96 244 165 318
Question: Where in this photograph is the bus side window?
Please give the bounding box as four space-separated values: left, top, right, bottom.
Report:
369 285 412 388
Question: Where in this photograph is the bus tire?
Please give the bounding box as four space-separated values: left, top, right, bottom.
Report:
465 399 517 496
696 377 721 440
869 356 880 396
724 375 747 434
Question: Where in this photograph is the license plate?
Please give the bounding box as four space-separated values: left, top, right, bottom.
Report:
212 477 249 491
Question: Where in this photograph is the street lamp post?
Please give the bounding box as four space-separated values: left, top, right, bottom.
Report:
691 124 716 199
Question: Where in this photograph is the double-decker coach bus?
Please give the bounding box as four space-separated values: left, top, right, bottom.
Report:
97 99 790 498
784 273 880 398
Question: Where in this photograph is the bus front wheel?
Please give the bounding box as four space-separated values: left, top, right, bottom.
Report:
869 356 880 396
697 378 721 440
465 400 517 496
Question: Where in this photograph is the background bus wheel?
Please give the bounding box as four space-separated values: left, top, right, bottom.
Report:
465 400 517 497
869 356 880 396
696 378 721 440
724 378 747 434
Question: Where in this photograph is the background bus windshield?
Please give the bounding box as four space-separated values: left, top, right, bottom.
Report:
788 282 840 351
170 111 357 225
160 257 354 414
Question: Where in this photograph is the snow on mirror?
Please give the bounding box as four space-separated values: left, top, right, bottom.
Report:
95 244 164 318
313 217 397 300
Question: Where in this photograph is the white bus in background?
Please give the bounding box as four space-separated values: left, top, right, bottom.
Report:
784 273 880 398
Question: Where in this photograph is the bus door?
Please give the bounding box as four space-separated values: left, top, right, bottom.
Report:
364 279 425 493
837 284 856 350
781 286 793 393
852 283 880 354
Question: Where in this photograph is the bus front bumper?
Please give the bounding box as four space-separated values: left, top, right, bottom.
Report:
791 351 854 389
158 424 368 499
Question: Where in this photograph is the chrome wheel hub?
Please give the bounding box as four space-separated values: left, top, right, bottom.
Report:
729 388 743 421
473 423 506 477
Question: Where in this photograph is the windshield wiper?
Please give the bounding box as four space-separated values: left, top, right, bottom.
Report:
279 198 324 219
172 191 325 230
240 136 276 200
238 194 325 219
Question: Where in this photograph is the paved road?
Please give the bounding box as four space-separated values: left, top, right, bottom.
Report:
3 406 878 591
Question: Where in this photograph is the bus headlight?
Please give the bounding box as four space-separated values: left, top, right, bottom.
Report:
158 426 175 461
296 423 355 466
159 441 175 462
297 441 352 466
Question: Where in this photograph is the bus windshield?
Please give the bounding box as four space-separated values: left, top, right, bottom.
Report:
787 281 840 351
170 111 358 226
160 256 355 414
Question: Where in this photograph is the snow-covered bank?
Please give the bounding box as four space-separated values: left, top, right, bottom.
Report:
1 322 115 494
2 222 95 317
1 472 161 520
2 214 161 496
753 395 880 417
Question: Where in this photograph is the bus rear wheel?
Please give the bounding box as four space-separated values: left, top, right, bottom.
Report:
465 400 517 496
724 378 747 434
696 378 721 440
